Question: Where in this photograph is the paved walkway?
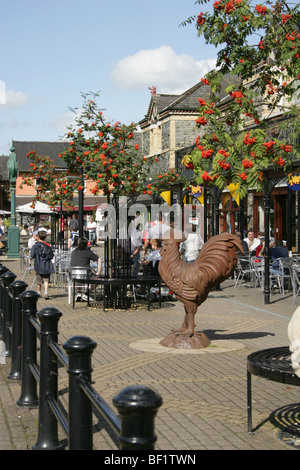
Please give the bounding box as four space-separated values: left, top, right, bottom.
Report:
1 253 300 451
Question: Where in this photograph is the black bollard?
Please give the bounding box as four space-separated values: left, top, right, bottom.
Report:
17 290 40 407
113 385 162 450
63 336 97 450
33 307 65 450
1 271 17 357
0 265 9 341
7 280 28 380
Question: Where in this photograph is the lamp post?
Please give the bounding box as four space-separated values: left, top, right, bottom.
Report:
78 179 84 238
8 143 20 258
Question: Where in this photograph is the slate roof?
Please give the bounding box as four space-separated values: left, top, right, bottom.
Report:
13 141 69 172
140 74 241 125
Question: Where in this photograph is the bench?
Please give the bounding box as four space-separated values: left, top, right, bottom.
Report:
247 346 300 433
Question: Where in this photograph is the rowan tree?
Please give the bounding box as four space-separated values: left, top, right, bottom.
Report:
21 92 183 209
182 0 300 197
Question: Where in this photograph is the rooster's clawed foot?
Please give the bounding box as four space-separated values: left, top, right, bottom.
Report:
171 328 195 337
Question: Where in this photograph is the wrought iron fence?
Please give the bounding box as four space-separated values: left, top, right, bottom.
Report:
0 265 162 450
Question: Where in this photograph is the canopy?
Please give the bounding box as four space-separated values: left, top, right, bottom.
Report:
16 201 53 214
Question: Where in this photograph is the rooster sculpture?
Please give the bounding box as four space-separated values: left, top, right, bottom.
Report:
158 231 243 349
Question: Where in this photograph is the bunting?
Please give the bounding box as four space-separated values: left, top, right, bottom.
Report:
160 191 171 206
288 174 300 191
227 183 240 206
191 185 204 205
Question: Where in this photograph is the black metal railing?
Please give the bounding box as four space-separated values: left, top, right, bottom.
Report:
0 265 162 450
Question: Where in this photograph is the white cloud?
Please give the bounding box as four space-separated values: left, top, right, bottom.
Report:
5 89 27 108
110 45 216 94
0 88 28 112
53 110 76 134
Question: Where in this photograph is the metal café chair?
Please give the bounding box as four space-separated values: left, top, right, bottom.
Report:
20 249 37 287
277 257 294 294
56 251 72 290
67 266 91 304
268 257 294 295
292 265 300 305
249 257 284 296
234 256 255 289
250 257 265 290
20 247 31 271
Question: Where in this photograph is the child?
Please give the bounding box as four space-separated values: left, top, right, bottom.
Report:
30 229 55 299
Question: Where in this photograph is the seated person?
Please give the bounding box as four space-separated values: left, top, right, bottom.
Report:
0 229 7 253
70 237 101 301
256 238 265 257
269 240 289 273
243 230 261 254
143 239 162 276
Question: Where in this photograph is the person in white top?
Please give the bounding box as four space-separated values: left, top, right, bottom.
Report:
28 231 37 249
180 225 204 262
243 230 261 253
143 212 170 253
86 216 97 246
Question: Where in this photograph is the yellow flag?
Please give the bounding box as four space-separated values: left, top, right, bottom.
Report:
160 191 171 206
227 183 240 205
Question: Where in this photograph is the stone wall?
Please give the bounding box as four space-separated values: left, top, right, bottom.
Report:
175 120 198 148
161 122 170 150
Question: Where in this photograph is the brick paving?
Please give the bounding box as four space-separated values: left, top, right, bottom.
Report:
1 253 300 450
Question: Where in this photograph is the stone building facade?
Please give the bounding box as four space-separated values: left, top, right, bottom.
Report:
137 75 300 249
138 75 240 175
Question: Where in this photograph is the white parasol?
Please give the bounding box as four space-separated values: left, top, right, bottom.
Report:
16 201 53 214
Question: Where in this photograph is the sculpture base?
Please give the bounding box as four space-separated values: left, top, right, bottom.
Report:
159 331 211 349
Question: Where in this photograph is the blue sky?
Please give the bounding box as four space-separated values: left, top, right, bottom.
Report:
0 0 217 156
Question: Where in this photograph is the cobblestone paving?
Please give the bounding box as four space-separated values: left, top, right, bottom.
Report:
1 255 300 450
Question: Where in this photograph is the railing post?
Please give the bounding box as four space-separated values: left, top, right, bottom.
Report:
113 385 162 450
7 280 28 380
17 290 40 407
63 336 97 450
1 271 17 357
33 307 65 450
0 264 8 341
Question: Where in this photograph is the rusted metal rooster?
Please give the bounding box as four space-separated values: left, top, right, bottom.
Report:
158 231 243 349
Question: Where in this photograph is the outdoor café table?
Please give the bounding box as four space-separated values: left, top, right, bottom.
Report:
72 275 161 311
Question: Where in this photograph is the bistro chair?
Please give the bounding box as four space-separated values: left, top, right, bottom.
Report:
250 257 265 290
269 257 294 295
67 266 91 304
277 257 294 294
292 265 300 305
234 256 255 289
55 251 71 290
250 257 284 296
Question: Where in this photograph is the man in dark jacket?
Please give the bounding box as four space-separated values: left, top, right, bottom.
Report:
270 240 289 270
31 229 55 299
